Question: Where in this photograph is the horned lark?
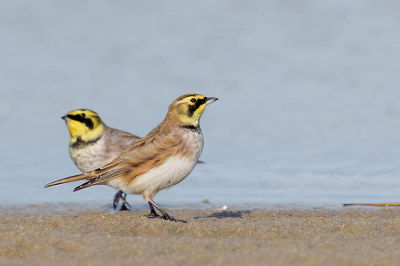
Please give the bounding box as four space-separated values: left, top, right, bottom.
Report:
62 109 140 210
46 94 217 222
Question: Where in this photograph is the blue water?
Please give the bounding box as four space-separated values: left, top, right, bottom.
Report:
1 0 400 207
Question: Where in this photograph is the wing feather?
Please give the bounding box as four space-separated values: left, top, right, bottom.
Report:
73 167 131 191
48 126 187 193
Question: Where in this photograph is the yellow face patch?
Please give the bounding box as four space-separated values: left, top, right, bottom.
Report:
63 109 105 144
174 94 210 126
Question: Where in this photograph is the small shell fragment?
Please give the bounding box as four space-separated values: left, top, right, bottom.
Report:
214 205 228 211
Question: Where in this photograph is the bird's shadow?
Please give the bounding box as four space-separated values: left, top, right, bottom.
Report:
195 210 250 219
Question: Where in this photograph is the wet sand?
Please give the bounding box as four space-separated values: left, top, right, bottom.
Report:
1 204 400 266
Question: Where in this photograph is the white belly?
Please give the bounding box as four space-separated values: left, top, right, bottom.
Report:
110 156 197 195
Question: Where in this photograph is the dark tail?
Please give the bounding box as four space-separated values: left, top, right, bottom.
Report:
44 173 91 188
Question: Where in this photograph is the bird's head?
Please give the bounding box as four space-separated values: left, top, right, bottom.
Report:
62 109 105 144
167 94 218 127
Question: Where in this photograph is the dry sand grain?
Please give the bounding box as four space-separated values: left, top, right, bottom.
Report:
0 204 400 266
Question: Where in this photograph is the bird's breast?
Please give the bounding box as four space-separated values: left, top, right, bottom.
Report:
121 155 198 195
115 129 204 195
70 136 118 173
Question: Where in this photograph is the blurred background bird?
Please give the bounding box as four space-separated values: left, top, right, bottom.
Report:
62 109 140 210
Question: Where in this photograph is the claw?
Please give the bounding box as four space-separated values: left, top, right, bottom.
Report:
119 203 130 211
162 215 187 223
146 199 187 223
142 212 162 219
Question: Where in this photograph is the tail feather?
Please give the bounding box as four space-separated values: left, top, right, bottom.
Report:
45 164 126 191
44 173 91 188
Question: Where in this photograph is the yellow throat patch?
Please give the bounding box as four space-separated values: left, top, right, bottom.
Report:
62 109 105 145
171 94 217 126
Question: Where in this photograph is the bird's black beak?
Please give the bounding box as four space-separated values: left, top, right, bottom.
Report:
61 115 68 121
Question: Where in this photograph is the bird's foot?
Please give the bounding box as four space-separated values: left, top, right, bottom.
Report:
143 212 162 219
119 203 130 211
147 199 187 223
162 214 187 223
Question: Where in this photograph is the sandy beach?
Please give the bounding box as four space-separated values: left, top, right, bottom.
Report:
2 1 400 266
1 204 400 266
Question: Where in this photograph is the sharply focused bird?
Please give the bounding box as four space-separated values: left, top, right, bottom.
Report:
47 94 217 222
61 109 140 210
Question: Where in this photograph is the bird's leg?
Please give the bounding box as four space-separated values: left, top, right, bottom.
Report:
119 193 131 211
113 191 131 211
122 193 131 208
149 199 187 223
113 190 124 210
143 201 161 219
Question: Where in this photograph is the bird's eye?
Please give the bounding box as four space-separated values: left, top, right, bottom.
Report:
190 98 197 103
80 113 86 118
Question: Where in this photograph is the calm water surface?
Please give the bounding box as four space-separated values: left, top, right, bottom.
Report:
1 0 400 207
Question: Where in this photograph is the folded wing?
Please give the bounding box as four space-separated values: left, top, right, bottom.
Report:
45 129 183 192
